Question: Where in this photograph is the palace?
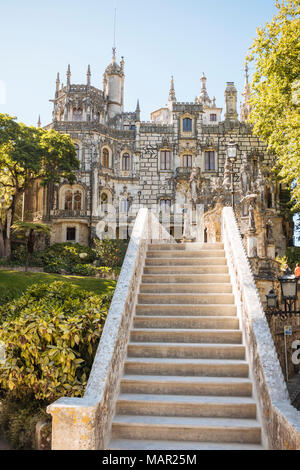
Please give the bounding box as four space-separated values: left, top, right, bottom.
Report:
25 48 293 265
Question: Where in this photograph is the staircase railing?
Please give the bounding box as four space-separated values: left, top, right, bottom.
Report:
222 207 300 450
47 208 175 449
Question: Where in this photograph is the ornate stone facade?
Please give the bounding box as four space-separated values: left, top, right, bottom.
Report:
26 49 293 259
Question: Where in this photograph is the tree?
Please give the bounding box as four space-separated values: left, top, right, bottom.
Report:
0 114 79 258
246 0 300 208
11 221 51 271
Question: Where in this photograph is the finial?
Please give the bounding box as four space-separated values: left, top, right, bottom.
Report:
87 64 91 86
37 115 41 128
120 56 125 71
244 63 249 85
112 8 117 62
201 73 207 88
168 75 176 102
135 99 140 121
67 64 71 87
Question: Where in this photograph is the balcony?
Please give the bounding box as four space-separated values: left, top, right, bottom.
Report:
175 167 193 179
50 209 89 219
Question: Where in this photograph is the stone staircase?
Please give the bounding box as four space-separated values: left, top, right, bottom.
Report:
109 242 264 450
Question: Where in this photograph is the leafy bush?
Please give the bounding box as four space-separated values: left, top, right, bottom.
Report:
276 247 300 272
93 238 128 267
0 281 113 402
11 244 44 267
42 243 96 274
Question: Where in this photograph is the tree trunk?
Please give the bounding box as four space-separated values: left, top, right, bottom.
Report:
25 250 30 272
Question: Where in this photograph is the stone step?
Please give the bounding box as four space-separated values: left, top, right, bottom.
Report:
135 304 237 316
140 283 232 294
133 316 239 330
145 257 227 266
120 375 253 397
144 265 229 275
130 329 242 344
112 415 261 444
147 250 225 258
142 274 231 284
148 243 224 251
124 357 249 378
128 342 245 359
109 439 263 450
116 393 257 419
138 293 235 305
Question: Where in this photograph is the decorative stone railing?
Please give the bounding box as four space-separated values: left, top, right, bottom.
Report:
47 208 175 450
222 207 300 450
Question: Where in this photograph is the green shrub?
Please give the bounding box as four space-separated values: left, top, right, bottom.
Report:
276 247 300 271
0 398 50 450
93 238 128 267
0 281 112 402
42 243 96 274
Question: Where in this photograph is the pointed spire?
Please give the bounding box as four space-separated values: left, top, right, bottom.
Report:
241 63 251 122
168 76 176 102
199 73 211 106
87 64 91 86
67 64 71 88
135 99 140 121
37 115 41 128
120 56 125 72
56 72 60 94
112 47 116 63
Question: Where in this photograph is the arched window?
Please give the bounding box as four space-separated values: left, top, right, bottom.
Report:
101 192 108 212
62 187 84 212
120 198 130 213
64 190 73 210
102 148 109 168
183 118 192 132
74 144 80 160
73 191 82 211
73 109 82 121
122 153 130 171
160 199 171 212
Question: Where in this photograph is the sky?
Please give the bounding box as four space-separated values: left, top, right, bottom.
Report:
0 0 278 126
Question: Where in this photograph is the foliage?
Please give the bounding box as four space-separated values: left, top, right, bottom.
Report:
0 281 113 402
0 398 49 450
93 238 128 267
276 246 300 271
246 0 300 208
0 113 79 258
42 242 96 274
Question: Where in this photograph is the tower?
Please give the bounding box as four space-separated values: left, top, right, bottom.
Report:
240 64 251 122
224 82 238 122
103 49 125 120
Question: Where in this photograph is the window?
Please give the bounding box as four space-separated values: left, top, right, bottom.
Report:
160 150 171 170
204 151 215 171
73 109 82 121
67 227 76 242
63 188 83 211
183 118 192 132
100 192 108 212
74 144 80 160
182 155 193 168
102 148 109 168
120 198 130 213
160 199 171 212
122 153 130 171
73 191 82 211
64 190 73 210
210 114 217 122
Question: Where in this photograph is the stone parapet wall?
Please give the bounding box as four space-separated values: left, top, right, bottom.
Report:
222 207 300 450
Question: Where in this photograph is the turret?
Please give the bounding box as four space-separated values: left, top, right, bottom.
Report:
135 99 141 122
103 48 125 121
224 82 238 122
66 64 71 90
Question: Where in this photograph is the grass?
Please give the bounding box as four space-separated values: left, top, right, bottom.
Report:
0 270 116 305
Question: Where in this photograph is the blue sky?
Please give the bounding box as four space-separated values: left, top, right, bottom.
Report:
0 0 278 126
